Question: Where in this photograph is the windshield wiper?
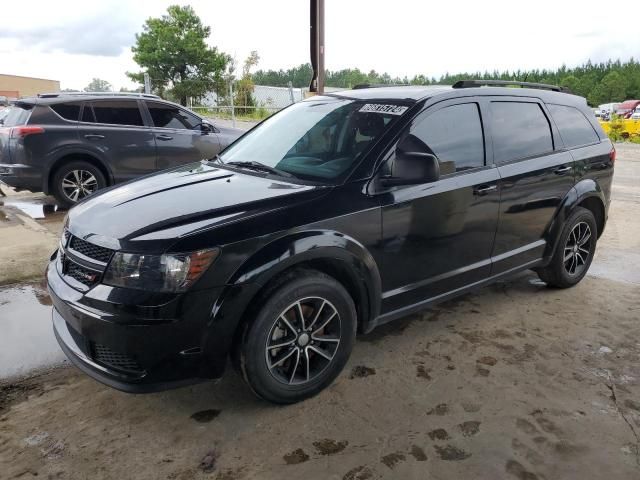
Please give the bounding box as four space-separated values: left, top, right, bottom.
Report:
225 160 294 178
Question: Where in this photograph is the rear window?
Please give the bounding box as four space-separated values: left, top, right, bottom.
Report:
0 105 31 127
85 101 144 126
548 104 599 148
490 102 553 163
50 102 81 121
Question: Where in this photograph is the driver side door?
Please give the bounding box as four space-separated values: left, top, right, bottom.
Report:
377 99 501 315
144 101 221 170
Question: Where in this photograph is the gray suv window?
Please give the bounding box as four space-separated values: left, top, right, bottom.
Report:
51 102 81 121
548 104 599 148
490 102 553 163
147 102 200 129
84 100 144 126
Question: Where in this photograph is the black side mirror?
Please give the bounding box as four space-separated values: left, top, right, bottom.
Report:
380 151 440 187
200 122 214 134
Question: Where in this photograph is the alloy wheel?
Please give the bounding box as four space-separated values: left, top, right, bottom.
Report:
265 297 341 385
563 221 592 276
61 170 98 202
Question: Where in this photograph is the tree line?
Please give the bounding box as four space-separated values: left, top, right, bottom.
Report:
253 59 640 107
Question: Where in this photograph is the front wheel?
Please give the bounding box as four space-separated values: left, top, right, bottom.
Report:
537 207 597 288
239 270 356 404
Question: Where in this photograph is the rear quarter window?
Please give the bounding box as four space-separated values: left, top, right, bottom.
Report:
490 102 553 163
50 102 82 121
547 104 600 148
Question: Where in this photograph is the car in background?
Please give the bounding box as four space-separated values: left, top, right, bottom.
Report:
615 100 640 119
0 92 243 206
0 107 8 125
630 106 640 120
596 102 619 121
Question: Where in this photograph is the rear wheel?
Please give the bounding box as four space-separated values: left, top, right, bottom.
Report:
537 207 597 288
52 161 106 207
239 270 356 404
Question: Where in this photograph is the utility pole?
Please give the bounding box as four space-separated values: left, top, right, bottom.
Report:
309 0 325 94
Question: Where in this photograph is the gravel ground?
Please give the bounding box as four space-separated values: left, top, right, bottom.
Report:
1 144 639 480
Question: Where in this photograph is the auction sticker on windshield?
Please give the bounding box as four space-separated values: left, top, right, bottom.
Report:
359 104 408 115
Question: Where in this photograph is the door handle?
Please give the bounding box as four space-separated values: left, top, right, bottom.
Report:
156 134 173 141
553 165 572 175
84 134 105 140
473 184 498 196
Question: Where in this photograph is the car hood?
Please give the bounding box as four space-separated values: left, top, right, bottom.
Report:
67 162 327 252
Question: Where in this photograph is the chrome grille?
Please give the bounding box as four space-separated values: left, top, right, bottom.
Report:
69 236 113 263
59 232 113 290
65 261 100 287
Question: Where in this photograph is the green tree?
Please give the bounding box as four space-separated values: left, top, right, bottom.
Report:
234 51 260 114
127 5 230 105
84 78 112 92
588 71 628 105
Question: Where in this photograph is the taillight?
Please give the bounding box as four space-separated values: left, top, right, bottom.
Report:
609 146 616 165
10 126 45 138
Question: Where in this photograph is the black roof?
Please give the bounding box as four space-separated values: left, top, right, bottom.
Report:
326 83 587 107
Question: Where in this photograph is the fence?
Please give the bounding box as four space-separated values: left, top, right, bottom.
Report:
189 81 307 127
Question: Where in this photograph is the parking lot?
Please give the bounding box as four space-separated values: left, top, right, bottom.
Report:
0 143 639 480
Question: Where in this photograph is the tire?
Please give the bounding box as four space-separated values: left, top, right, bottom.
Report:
537 207 597 288
52 160 106 207
239 270 357 404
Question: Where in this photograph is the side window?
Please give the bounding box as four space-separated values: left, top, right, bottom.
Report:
547 104 599 148
408 103 485 175
50 102 81 121
90 101 144 126
146 102 200 130
490 102 553 163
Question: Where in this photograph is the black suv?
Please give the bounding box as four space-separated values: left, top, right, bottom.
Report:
47 81 614 403
0 92 242 206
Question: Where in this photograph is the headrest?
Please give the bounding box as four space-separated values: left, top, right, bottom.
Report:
356 113 385 137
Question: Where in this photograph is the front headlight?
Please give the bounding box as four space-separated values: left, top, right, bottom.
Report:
103 248 219 292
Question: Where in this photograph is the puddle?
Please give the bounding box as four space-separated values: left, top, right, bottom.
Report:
588 250 640 285
1 198 66 221
0 282 66 379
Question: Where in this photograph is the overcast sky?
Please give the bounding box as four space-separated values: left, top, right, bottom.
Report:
0 0 637 90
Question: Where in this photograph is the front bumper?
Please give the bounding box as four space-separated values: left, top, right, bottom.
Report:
47 256 228 393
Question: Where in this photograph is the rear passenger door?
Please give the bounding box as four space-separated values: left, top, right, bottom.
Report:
144 101 220 170
79 100 156 183
378 99 500 313
488 98 575 274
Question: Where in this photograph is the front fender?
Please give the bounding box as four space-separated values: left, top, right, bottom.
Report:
231 230 381 322
199 230 383 369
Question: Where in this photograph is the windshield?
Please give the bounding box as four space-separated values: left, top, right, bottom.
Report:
219 96 405 182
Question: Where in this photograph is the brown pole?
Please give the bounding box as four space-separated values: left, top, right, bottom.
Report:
309 0 325 94
317 0 325 94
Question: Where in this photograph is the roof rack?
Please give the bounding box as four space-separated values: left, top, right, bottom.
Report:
452 79 569 93
353 83 409 89
37 91 160 99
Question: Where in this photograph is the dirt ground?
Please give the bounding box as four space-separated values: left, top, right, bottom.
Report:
1 145 639 480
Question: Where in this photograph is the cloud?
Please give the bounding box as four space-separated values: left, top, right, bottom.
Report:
0 10 139 57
